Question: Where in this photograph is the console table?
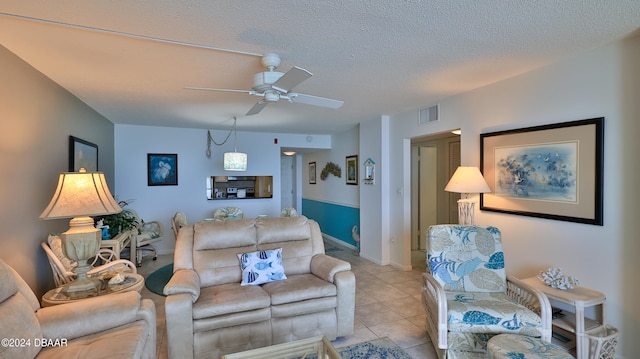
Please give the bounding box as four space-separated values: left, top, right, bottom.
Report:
100 230 136 260
521 276 606 359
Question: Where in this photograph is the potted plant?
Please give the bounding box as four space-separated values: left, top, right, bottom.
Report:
95 200 143 238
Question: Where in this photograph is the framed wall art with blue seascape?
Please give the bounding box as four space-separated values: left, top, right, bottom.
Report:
480 118 604 225
147 153 178 186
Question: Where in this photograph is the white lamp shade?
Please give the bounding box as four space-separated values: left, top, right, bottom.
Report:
444 166 491 194
224 152 248 171
39 171 122 219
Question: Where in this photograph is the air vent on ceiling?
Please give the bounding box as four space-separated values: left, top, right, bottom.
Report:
418 104 439 125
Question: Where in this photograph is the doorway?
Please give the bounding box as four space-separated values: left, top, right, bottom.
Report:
280 155 296 211
410 132 460 269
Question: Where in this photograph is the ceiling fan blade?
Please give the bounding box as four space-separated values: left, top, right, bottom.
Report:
271 66 312 93
246 101 268 116
288 93 344 109
185 87 254 94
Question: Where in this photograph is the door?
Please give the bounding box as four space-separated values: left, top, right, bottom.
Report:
280 155 295 209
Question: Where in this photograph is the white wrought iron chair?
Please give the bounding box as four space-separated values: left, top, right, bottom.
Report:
280 207 299 217
42 235 137 287
127 210 163 267
171 212 188 240
421 225 552 359
212 206 244 221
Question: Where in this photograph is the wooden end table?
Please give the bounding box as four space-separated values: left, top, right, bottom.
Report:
100 230 135 259
521 276 606 359
42 273 144 307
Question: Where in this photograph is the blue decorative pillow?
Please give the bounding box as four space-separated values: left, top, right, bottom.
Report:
237 248 287 286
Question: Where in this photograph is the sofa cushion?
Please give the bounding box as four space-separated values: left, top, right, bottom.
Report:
446 291 543 337
238 248 287 286
193 283 270 319
37 320 149 359
262 273 337 305
194 219 256 250
0 260 42 359
428 225 506 293
255 216 311 244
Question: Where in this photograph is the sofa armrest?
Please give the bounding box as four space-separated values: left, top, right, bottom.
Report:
36 291 144 340
422 272 448 349
334 270 355 337
164 268 200 302
165 293 195 359
507 275 552 342
310 254 351 283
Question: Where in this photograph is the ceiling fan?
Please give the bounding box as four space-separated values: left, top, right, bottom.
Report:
186 53 344 116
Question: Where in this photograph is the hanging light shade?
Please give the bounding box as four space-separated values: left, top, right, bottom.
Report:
224 151 247 171
225 116 247 171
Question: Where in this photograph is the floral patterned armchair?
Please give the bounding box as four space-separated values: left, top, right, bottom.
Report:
421 225 552 359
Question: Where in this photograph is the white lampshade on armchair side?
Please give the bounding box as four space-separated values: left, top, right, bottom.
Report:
445 166 491 225
40 169 122 292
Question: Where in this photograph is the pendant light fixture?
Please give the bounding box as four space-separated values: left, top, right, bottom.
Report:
207 116 247 171
223 116 247 171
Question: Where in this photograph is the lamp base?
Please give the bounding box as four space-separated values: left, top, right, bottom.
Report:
457 199 476 225
62 216 101 292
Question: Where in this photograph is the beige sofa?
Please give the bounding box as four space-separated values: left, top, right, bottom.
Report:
164 216 356 359
0 259 156 359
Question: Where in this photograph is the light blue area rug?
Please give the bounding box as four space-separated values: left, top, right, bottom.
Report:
337 338 413 359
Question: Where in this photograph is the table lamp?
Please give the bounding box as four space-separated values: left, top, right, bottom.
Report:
444 166 491 225
40 169 122 292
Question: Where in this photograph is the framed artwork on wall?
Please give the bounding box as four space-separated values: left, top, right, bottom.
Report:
147 153 178 186
480 117 604 225
69 136 98 172
309 162 316 184
346 155 358 185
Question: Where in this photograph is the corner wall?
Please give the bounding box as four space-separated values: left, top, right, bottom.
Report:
384 35 639 357
0 45 115 297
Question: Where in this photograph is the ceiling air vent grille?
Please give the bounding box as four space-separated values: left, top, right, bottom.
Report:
418 105 439 126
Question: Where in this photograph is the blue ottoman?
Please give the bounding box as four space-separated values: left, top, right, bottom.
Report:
487 334 573 358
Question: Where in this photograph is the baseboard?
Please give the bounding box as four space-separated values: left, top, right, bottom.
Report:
322 233 356 251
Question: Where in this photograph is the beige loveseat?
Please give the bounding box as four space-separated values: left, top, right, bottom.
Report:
164 216 356 359
0 259 156 359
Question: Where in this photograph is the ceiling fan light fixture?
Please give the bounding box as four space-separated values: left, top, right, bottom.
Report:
264 90 279 102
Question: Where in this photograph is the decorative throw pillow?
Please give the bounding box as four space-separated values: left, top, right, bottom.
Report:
237 248 286 286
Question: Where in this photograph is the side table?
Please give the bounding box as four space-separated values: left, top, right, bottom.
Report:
100 230 136 259
42 273 144 307
521 276 606 359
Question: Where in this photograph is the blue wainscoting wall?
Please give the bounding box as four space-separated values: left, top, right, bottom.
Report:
302 198 359 247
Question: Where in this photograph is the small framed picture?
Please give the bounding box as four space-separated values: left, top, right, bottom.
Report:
346 155 358 185
309 162 317 184
69 136 98 172
147 153 178 186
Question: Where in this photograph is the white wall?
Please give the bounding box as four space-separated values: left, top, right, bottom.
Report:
359 117 393 265
115 124 330 255
383 35 639 357
302 126 359 206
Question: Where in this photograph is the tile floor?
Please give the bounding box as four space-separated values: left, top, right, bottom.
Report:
138 241 438 359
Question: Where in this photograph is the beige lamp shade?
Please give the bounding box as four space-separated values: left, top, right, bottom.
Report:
444 166 491 196
40 171 122 219
224 152 248 171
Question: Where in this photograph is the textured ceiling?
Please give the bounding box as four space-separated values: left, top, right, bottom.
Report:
0 1 639 134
